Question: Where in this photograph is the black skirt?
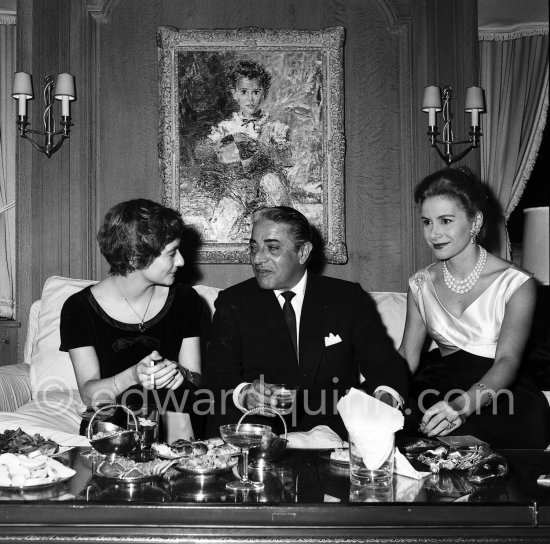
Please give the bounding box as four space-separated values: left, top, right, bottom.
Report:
404 349 550 449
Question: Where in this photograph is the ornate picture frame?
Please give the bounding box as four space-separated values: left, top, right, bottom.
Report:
157 26 346 263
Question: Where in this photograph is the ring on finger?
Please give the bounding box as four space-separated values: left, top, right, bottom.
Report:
444 419 453 431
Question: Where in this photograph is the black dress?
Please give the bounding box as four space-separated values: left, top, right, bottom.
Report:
60 283 205 437
404 266 550 449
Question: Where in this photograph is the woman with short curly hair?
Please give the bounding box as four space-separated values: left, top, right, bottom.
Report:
60 199 204 438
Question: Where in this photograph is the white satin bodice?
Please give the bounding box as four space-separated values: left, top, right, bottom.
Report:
409 264 532 358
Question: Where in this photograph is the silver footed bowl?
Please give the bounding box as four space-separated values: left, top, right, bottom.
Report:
237 406 288 464
90 421 138 456
87 404 139 456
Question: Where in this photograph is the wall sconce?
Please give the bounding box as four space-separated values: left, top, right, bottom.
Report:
12 72 75 158
422 85 485 165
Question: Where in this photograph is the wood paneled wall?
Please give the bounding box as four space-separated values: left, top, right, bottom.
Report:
15 0 479 358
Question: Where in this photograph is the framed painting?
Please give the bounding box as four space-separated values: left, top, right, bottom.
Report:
157 26 346 263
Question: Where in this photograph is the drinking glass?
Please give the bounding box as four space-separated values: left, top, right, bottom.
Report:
127 404 159 458
220 423 272 492
269 384 298 415
349 433 395 488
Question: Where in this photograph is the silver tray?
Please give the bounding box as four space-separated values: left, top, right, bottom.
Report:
0 473 75 491
319 450 349 467
92 473 160 485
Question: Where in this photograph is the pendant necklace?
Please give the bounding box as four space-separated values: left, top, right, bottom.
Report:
116 282 155 332
442 246 487 295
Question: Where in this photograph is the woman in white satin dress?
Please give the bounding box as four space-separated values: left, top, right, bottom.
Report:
399 167 549 449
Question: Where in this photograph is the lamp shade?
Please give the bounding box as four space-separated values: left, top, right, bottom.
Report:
12 72 33 99
464 86 485 112
522 206 549 285
54 73 76 100
422 86 442 111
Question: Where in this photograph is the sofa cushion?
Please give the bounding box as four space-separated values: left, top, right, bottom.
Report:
30 276 97 397
0 391 90 447
193 284 222 318
24 300 41 366
370 292 407 349
0 364 32 412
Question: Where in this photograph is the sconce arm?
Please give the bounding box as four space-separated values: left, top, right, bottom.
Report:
16 116 72 158
19 132 69 158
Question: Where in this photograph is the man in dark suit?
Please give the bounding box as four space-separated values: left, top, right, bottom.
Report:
205 206 409 438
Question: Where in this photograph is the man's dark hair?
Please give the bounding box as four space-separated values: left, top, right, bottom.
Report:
228 60 271 93
252 206 312 249
97 199 185 276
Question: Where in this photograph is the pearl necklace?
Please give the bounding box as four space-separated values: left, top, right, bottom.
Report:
442 246 487 295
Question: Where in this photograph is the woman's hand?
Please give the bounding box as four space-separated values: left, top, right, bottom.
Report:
134 351 181 390
419 400 465 437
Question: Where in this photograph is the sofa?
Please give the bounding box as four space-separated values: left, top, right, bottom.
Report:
2 275 547 447
0 276 413 446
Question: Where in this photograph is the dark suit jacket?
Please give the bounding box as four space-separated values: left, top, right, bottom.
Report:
205 273 409 438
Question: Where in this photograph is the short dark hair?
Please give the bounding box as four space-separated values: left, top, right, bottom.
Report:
228 60 271 93
97 199 185 276
252 206 312 249
414 167 489 243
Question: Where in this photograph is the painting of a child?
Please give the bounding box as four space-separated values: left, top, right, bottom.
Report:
195 60 293 241
175 49 324 246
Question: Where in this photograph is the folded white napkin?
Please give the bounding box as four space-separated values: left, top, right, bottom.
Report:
337 387 404 470
285 425 347 449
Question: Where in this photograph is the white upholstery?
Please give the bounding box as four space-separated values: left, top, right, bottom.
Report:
24 300 41 366
30 276 97 397
3 276 544 447
0 277 224 446
370 292 407 349
0 392 90 447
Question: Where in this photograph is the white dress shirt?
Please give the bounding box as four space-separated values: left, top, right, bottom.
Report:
233 271 403 412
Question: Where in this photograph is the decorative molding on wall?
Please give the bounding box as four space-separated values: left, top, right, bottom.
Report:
85 0 119 24
388 12 417 289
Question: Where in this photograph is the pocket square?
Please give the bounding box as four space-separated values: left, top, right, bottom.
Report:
324 333 342 347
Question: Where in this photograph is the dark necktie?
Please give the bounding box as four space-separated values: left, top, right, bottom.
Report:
281 291 297 357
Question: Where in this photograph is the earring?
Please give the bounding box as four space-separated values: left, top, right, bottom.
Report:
470 228 478 245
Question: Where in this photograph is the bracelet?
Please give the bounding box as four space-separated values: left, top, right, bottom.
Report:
132 365 139 383
113 373 121 394
473 382 493 407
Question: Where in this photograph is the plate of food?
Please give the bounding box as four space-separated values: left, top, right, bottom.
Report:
0 428 61 456
93 456 175 483
319 448 350 466
0 452 76 490
173 437 240 476
151 439 209 460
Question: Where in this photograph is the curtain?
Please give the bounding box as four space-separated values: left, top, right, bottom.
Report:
479 27 549 259
0 18 16 318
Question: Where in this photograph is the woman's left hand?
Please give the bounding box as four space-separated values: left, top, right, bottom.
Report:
155 360 184 390
419 401 464 437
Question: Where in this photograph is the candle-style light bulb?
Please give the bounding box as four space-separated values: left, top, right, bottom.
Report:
12 72 34 117
464 86 485 128
54 73 76 117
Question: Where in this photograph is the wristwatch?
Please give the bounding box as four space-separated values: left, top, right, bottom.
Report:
183 367 195 385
